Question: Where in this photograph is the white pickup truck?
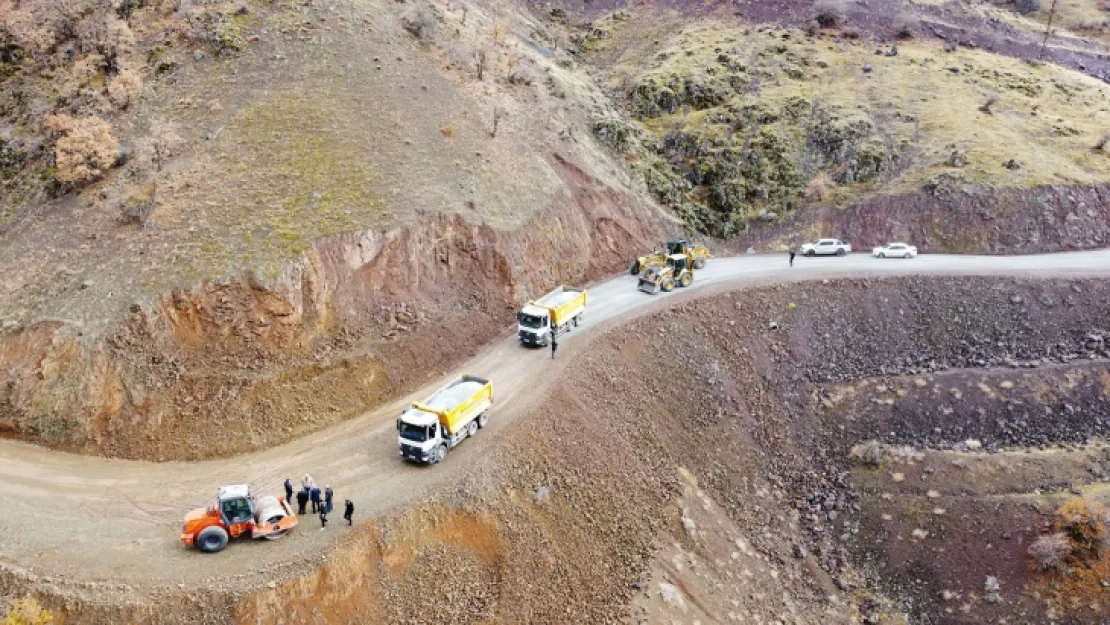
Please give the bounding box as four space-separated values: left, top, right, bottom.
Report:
799 239 852 257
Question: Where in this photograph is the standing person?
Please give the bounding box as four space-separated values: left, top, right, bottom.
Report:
296 488 309 516
324 485 334 514
302 474 315 491
319 503 328 529
310 485 321 514
283 478 293 503
789 248 796 267
343 500 354 526
550 333 558 360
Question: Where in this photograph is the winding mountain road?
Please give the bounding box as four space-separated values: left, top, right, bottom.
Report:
2 250 1109 595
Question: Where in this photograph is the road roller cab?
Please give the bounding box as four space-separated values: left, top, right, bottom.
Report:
181 484 298 553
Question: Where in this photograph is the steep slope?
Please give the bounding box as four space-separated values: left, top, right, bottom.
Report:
0 0 671 458
569 3 1110 246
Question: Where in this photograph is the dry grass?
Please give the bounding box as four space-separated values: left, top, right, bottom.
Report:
593 17 1110 197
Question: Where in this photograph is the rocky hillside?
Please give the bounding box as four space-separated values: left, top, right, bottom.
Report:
572 1 1110 246
0 0 672 458
1 0 1110 460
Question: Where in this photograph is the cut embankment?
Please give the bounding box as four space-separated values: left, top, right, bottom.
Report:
0 168 667 460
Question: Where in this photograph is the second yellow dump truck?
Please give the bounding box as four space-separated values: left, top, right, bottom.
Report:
517 286 587 346
397 375 493 464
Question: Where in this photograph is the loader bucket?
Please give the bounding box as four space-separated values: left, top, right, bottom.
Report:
638 278 660 294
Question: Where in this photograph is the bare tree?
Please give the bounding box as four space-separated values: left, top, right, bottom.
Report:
1040 0 1059 59
491 106 506 137
475 48 486 80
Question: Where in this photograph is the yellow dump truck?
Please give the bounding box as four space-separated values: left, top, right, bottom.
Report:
517 286 587 346
397 375 493 464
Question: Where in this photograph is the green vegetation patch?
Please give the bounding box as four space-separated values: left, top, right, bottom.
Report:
586 17 1110 237
185 88 389 280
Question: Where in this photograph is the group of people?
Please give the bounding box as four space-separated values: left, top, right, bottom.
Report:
284 475 354 529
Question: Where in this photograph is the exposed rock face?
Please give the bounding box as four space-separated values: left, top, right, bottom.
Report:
0 158 667 460
738 184 1110 252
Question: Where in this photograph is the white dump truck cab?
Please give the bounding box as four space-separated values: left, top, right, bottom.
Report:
517 304 553 346
397 408 447 464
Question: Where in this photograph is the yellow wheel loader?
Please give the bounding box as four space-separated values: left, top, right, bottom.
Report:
630 239 711 275
637 254 694 294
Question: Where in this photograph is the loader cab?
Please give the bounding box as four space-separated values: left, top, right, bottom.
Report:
667 254 690 272
217 485 255 527
666 239 689 255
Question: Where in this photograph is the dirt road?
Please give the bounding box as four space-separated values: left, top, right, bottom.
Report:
2 250 1109 595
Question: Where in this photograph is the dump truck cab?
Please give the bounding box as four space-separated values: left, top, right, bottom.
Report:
397 408 446 463
181 484 297 553
638 254 694 294
517 304 553 344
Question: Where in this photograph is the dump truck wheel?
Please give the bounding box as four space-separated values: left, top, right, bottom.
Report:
694 259 705 269
662 278 675 292
629 260 640 275
196 526 229 553
679 273 692 288
478 411 490 428
467 420 479 438
434 444 448 463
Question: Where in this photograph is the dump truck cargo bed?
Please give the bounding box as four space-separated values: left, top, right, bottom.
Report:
533 286 587 328
410 375 493 436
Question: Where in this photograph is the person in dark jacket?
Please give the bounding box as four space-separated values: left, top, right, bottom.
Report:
296 489 309 516
309 485 322 514
550 334 558 359
789 248 796 267
319 504 328 529
283 478 293 503
343 500 354 526
324 486 334 513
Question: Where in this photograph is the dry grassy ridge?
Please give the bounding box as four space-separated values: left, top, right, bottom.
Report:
915 0 1110 47
580 9 1110 236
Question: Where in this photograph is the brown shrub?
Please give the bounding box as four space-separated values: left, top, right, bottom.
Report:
402 8 435 43
805 172 832 202
107 67 142 108
1057 498 1108 558
44 114 119 183
1029 532 1072 571
814 0 846 28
